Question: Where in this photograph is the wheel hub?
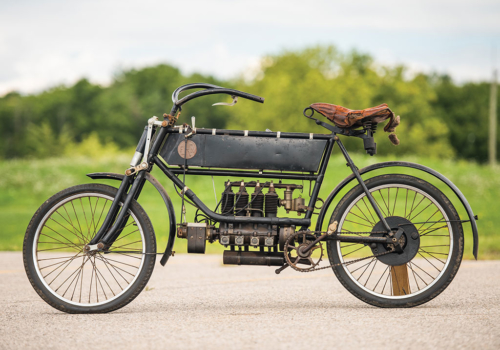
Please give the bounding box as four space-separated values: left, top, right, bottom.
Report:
370 216 420 266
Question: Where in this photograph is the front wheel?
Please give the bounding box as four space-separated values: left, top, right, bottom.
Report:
327 174 464 308
23 183 156 313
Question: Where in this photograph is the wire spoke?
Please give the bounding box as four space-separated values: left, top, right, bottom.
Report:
361 197 377 223
39 252 81 270
43 253 83 280
410 261 436 281
408 262 428 286
97 253 124 290
351 205 374 225
356 258 375 281
407 262 421 291
376 190 390 217
112 228 140 244
95 255 132 282
79 198 91 241
108 240 143 250
39 231 81 250
42 225 83 250
364 259 378 287
56 208 86 243
409 202 433 222
343 219 373 229
420 225 449 237
391 188 399 216
406 195 425 220
419 248 447 264
373 266 389 292
99 256 140 269
342 245 367 257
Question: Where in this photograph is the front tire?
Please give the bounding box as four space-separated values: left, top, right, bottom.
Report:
23 183 156 313
327 174 464 308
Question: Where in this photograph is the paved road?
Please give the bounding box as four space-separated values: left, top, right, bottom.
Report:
1 252 499 349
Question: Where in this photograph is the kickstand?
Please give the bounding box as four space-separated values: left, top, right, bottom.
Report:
275 263 289 275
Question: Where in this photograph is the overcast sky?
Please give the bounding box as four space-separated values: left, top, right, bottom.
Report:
0 0 499 95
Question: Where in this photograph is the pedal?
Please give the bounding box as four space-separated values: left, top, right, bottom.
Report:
275 263 289 274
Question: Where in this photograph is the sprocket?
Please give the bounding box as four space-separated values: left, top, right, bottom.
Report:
284 231 324 272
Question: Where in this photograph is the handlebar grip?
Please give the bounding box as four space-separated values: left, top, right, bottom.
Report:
234 91 265 103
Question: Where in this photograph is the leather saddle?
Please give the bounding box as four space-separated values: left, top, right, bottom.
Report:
309 103 401 145
309 103 399 132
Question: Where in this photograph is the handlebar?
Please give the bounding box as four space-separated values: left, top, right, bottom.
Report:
170 83 264 114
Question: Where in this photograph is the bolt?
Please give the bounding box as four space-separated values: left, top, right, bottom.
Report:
370 243 377 249
411 232 419 240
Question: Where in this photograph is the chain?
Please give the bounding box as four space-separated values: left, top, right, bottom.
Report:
304 230 386 235
290 248 395 273
285 230 394 273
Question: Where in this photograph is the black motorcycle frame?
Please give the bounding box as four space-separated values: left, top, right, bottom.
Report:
86 83 479 265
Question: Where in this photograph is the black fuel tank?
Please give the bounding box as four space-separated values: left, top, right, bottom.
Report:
159 133 327 172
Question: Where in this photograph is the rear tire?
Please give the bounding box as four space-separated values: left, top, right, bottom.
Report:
23 183 156 314
327 174 464 308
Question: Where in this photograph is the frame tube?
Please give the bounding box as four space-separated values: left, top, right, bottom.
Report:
336 139 392 232
153 156 311 226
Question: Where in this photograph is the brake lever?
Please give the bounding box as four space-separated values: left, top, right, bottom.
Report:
212 95 238 106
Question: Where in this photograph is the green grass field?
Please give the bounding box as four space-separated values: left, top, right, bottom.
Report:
1 152 498 259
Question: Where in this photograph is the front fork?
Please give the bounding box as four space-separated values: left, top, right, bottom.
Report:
89 117 165 246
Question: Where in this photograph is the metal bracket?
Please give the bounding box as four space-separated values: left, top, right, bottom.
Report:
125 161 148 176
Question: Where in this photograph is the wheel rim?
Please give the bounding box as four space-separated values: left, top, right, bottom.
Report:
336 184 453 299
32 193 146 307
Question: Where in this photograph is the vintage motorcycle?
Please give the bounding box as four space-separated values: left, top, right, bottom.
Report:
23 83 479 313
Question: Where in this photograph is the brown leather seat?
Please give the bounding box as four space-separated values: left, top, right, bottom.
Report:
310 103 398 132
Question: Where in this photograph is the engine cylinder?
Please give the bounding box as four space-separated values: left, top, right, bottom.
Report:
220 183 235 215
235 183 249 216
251 185 264 217
265 186 279 217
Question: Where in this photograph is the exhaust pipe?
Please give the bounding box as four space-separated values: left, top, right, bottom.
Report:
223 251 284 266
223 250 312 267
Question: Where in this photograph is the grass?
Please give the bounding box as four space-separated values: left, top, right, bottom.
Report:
1 152 498 259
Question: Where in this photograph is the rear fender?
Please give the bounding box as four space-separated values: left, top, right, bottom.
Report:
86 172 176 266
315 161 479 259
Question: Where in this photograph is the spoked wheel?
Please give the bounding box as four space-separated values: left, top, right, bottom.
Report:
327 174 464 308
23 184 156 313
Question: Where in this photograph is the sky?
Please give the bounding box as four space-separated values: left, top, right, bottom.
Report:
0 0 499 95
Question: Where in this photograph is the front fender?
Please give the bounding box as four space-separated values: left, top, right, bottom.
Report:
315 161 479 259
86 172 176 266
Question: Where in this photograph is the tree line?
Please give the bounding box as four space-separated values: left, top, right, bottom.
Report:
0 45 497 162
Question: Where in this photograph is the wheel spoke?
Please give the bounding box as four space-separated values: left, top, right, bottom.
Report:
361 197 377 223
373 266 389 292
356 258 375 282
342 245 367 257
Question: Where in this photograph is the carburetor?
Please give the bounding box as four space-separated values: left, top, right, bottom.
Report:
280 186 308 215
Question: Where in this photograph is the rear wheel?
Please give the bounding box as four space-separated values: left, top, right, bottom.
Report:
23 183 156 313
327 174 464 308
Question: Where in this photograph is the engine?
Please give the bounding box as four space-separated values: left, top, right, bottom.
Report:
177 180 308 265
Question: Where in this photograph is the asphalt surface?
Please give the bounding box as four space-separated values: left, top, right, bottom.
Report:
1 252 499 350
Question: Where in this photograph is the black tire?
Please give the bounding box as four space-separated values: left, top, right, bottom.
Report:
23 183 156 314
327 174 464 308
